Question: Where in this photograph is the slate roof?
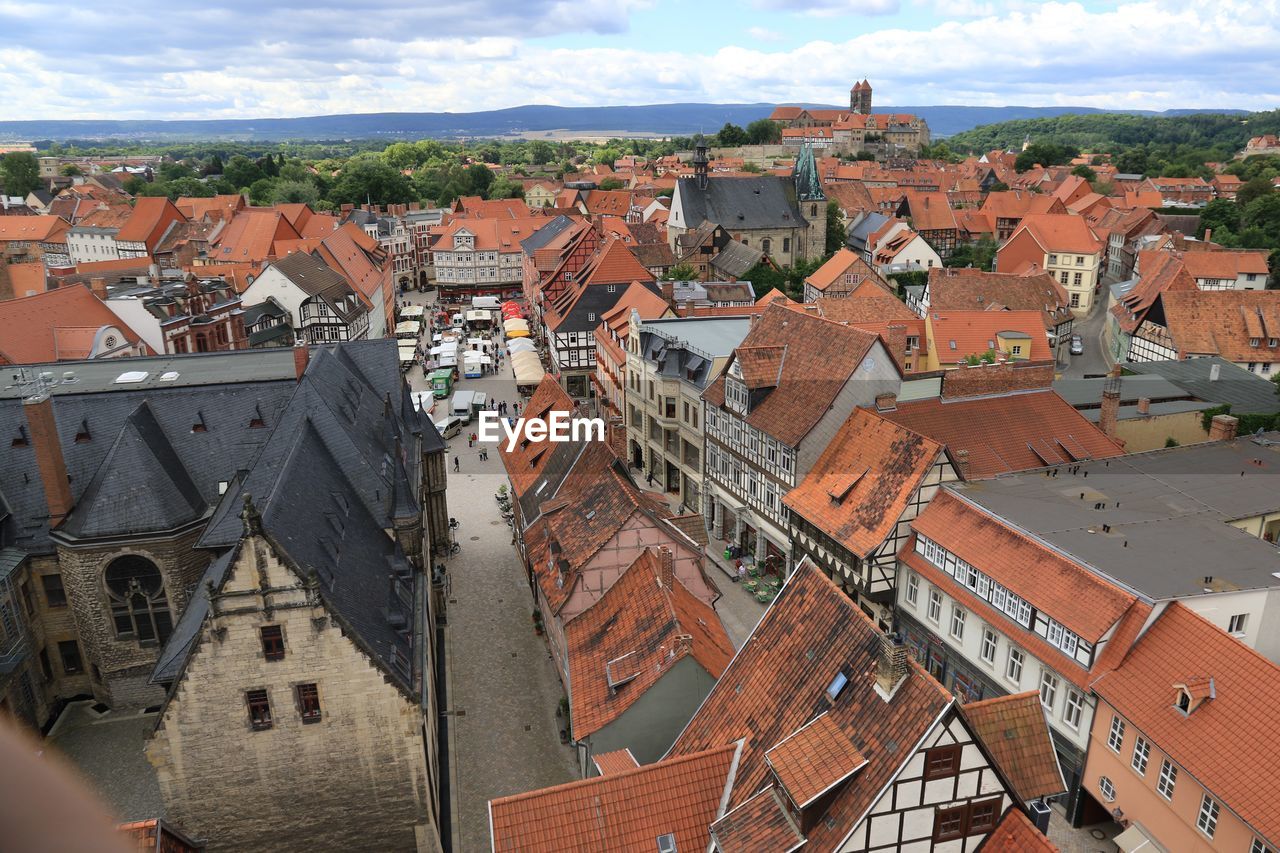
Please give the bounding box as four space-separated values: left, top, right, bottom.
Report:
488 742 740 853
676 175 808 231
267 250 368 321
703 303 881 448
667 560 953 851
151 548 236 683
1120 357 1280 416
878 389 1124 478
1092 602 1280 845
709 240 763 279
565 549 733 740
784 408 942 559
960 692 1066 802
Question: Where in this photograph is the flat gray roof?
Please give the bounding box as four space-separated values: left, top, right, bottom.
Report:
1054 374 1190 408
1080 400 1213 422
952 433 1280 599
1 349 298 399
641 317 752 358
1121 358 1280 416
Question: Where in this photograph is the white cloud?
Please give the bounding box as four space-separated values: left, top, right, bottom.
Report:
0 0 1277 120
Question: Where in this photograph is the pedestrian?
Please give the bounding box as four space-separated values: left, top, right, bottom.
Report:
467 433 474 448
646 470 654 487
453 456 459 472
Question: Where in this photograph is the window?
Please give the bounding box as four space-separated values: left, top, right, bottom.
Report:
1099 775 1116 802
38 647 52 680
826 671 849 701
1156 759 1177 799
1075 256 1085 265
246 689 273 731
782 237 791 253
1107 715 1125 752
105 556 173 644
1005 647 1024 683
1070 291 1080 307
933 797 1001 842
657 834 677 853
41 574 67 608
1039 670 1059 711
1131 736 1150 776
1064 689 1084 730
1060 271 1069 285
905 573 919 606
297 683 322 723
1073 272 1082 286
1011 344 1022 355
260 625 285 661
923 744 962 781
934 806 965 842
1048 254 1058 265
1228 613 1248 635
967 798 999 834
1252 838 1275 853
58 640 82 675
971 626 998 664
1196 794 1219 838
950 606 966 640
927 589 942 623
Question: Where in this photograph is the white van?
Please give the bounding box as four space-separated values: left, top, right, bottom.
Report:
433 416 462 440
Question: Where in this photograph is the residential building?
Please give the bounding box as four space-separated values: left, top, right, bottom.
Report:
115 197 186 260
846 212 943 276
1106 250 1199 363
980 191 1066 243
430 216 542 297
996 214 1102 314
0 215 71 271
1126 290 1280 375
626 315 751 512
241 251 371 344
898 191 961 259
922 309 1051 370
1140 176 1213 208
519 215 595 333
592 281 673 449
100 274 248 355
1179 249 1271 290
802 247 894 302
66 204 132 263
0 283 149 365
1084 602 1280 853
701 303 901 573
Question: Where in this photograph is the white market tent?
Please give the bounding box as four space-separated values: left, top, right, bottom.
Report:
503 318 530 333
506 339 535 354
465 310 491 323
471 296 501 310
510 350 545 385
394 320 422 337
397 346 416 364
399 305 425 319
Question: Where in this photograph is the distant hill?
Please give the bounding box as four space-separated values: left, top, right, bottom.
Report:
0 103 1250 143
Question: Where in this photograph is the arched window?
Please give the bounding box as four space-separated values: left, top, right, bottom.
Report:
762 238 772 255
105 556 173 644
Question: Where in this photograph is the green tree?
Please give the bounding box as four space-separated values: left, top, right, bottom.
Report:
203 154 224 176
223 155 264 189
1237 177 1275 208
740 162 762 173
328 156 415 206
1015 142 1078 172
271 180 320 205
666 263 699 281
1 152 41 197
528 141 555 165
825 200 846 255
854 150 876 161
715 123 748 147
60 164 84 177
1241 193 1280 244
248 178 277 205
745 119 782 145
598 177 625 191
122 175 147 195
1071 164 1097 182
744 262 785 299
158 161 197 182
486 177 524 200
1198 199 1242 240
467 163 494 196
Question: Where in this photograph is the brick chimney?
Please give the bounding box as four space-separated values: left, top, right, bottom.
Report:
874 392 897 412
659 279 674 306
293 339 311 380
89 276 108 300
1137 397 1150 415
1209 414 1239 442
1203 228 1212 243
656 546 675 590
873 631 910 701
1099 367 1121 438
24 393 74 523
885 323 907 372
953 449 971 480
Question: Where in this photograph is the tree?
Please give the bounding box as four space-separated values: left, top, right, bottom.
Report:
825 200 846 255
715 123 748 147
60 164 83 177
598 177 625 191
528 141 555 165
223 155 264 190
202 154 224 176
248 178 277 205
466 163 494 196
1 152 40 197
486 177 524 200
854 151 876 161
271 180 320 205
1198 199 1241 240
988 181 1010 192
745 119 782 145
1241 193 1280 244
162 177 215 200
1015 142 1077 172
666 263 699 281
158 161 197 182
1071 164 1097 182
1237 177 1275 208
740 162 762 173
744 262 785 299
328 156 415 206
122 176 147 195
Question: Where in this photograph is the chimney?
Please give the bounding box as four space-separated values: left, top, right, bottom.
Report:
874 392 897 412
24 393 74 523
1203 227 1212 243
89 276 108 300
1137 397 1151 415
657 546 675 590
954 449 971 480
293 339 311 380
885 323 907 371
1209 414 1238 442
874 631 910 700
660 279 674 306
1099 367 1121 438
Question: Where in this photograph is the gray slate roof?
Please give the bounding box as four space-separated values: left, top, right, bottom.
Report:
1121 358 1280 416
710 241 763 279
520 215 575 254
675 176 808 232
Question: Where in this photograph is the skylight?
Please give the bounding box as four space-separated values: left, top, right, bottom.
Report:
114 371 149 384
827 671 849 701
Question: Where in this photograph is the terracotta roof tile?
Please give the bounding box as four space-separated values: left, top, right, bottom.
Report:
805 248 892 294
1111 251 1198 333
566 549 733 739
0 283 146 365
1092 602 1280 844
784 408 942 558
592 748 640 776
927 267 1072 332
928 310 1050 363
116 196 185 248
1157 289 1280 360
804 295 915 324
765 711 868 808
960 692 1066 801
1015 214 1102 255
498 375 577 496
0 214 68 243
710 786 806 853
489 743 739 852
583 237 656 286
982 807 1059 852
878 389 1123 478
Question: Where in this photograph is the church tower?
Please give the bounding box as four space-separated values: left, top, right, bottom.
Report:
851 78 872 115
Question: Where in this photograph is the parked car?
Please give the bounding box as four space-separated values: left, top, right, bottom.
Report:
433 416 463 440
1069 335 1084 356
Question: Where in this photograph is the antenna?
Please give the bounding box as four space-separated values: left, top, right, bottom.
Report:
15 366 54 400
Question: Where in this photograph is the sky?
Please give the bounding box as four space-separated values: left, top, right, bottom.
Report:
0 0 1276 121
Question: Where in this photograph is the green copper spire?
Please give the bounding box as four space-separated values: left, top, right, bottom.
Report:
794 142 825 202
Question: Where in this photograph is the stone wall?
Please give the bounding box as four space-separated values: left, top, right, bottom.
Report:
939 362 1055 400
146 536 439 852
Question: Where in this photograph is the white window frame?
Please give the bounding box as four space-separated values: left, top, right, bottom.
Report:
1107 715 1125 752
1156 759 1177 800
927 589 942 624
1228 613 1248 635
949 606 966 641
1063 689 1084 731
1039 669 1059 711
1099 775 1115 802
1196 793 1219 838
905 573 919 607
1005 647 1023 684
979 628 997 665
1131 736 1150 776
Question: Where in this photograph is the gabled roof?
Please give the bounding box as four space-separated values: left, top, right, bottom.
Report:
927 267 1072 331
710 785 806 853
676 175 808 232
566 549 733 739
1013 213 1101 255
764 711 868 809
1157 290 1280 360
704 303 881 447
878 389 1123 479
784 408 942 559
960 692 1066 802
498 376 577 497
0 283 145 365
489 743 740 853
929 310 1050 362
668 560 953 850
804 248 891 294
1181 249 1271 278
210 208 301 264
266 251 368 321
582 237 655 286
709 239 763 279
592 748 640 776
804 295 916 324
1112 250 1198 333
116 196 185 249
0 214 69 243
1092 602 1280 845
981 808 1059 852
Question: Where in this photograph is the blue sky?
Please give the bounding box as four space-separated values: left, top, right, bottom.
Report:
0 0 1275 120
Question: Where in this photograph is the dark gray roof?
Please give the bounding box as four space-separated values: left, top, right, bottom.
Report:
549 281 664 334
0 547 25 583
1080 400 1212 422
710 241 763 279
520 215 575 254
247 323 293 347
152 547 235 683
1053 374 1192 408
268 252 365 323
1121 358 1280 416
241 298 288 326
675 176 808 232
847 212 890 252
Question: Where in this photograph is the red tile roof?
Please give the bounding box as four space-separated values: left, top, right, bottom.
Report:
804 248 894 295
764 711 868 808
116 196 185 249
1092 602 1280 844
927 267 1072 332
0 284 147 365
709 786 806 853
1112 251 1198 333
981 807 1059 852
878 389 1123 478
1181 249 1271 278
497 375 577 497
928 309 1050 363
592 748 640 776
668 560 953 851
566 548 733 739
703 303 881 447
784 408 942 559
0 214 68 243
960 692 1066 802
489 743 739 852
583 237 656 286
1014 213 1102 255
1158 289 1280 360
210 209 301 265
803 296 917 324
908 491 1136 644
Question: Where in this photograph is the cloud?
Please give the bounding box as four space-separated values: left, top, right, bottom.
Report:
753 0 900 15
747 26 785 42
0 0 1278 120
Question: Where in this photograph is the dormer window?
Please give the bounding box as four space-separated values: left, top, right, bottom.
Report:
1177 690 1191 713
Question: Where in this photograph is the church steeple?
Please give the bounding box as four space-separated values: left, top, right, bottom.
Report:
851 78 872 115
692 134 709 191
794 143 824 202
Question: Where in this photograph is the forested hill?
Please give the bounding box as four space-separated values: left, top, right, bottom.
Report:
945 109 1280 159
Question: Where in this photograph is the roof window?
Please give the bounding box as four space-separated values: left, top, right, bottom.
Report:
114 370 149 384
657 834 677 853
826 671 849 701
